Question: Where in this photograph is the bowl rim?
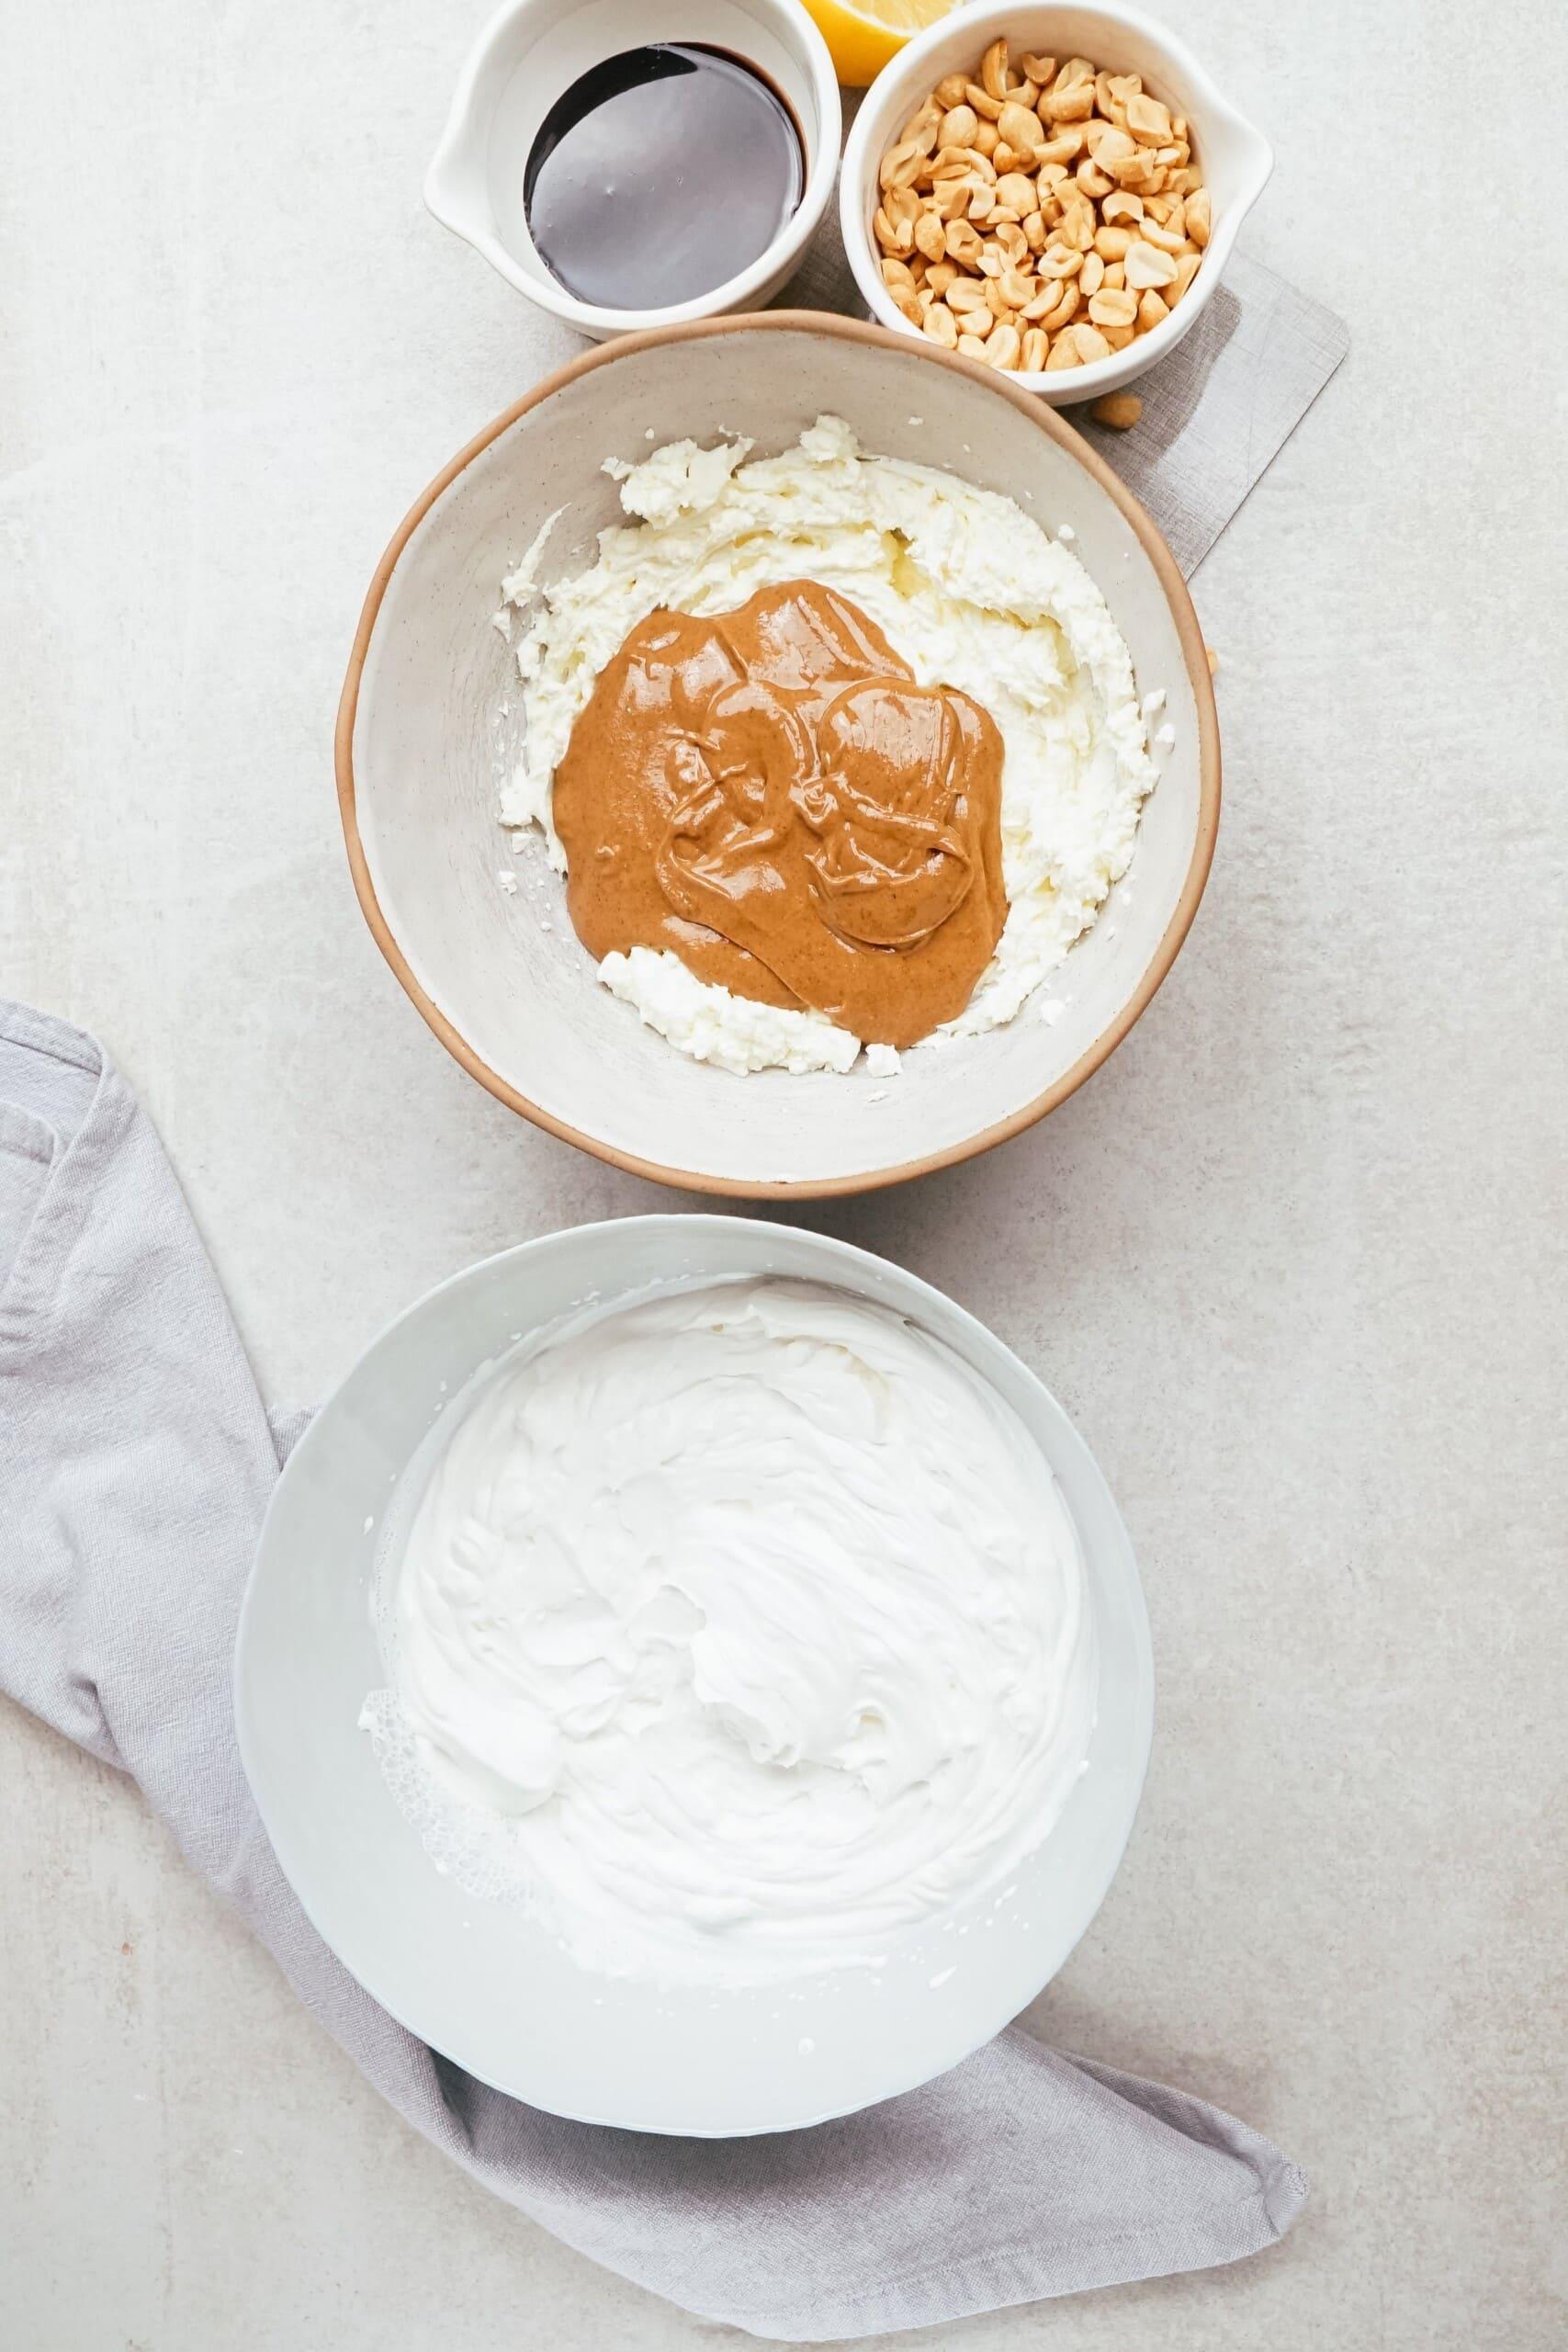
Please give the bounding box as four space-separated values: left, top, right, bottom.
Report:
234 1210 1156 2135
334 310 1221 1199
839 0 1273 400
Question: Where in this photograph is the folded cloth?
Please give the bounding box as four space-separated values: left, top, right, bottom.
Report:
0 999 1306 2341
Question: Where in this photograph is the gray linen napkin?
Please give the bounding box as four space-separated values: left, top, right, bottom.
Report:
779 174 1348 578
0 999 1307 2341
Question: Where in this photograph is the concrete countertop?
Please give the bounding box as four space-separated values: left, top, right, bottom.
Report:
2 3 1563 2346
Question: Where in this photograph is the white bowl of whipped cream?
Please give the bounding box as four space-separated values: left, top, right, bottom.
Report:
236 1216 1153 2135
337 313 1218 1196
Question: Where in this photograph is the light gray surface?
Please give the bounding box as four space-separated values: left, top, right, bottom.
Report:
0 1 1563 2347
0 1016 1295 2339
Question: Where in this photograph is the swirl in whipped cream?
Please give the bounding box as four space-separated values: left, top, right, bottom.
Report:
366 1278 1097 1982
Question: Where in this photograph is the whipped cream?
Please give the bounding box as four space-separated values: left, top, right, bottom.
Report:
363 1278 1097 1984
500 415 1157 1075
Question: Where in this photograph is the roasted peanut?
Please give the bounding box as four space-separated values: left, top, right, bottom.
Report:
914 209 947 262
1069 322 1112 362
1040 279 1081 331
1126 93 1172 144
1041 78 1095 122
1035 126 1086 164
998 100 1043 155
1138 214 1189 255
1171 249 1203 299
873 41 1211 375
1058 198 1096 252
979 40 1010 102
1088 285 1138 327
1085 121 1135 166
1123 237 1178 289
1091 390 1144 429
994 169 1038 214
878 139 926 191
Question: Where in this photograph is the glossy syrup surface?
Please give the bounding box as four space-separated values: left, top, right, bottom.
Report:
524 44 804 311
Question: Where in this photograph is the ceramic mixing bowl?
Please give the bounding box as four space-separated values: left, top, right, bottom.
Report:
336 313 1219 1194
234 1214 1154 2135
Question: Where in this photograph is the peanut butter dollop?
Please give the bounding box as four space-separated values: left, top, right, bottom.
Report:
552 582 1008 1048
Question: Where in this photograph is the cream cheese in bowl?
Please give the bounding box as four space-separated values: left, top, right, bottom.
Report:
500 415 1158 1075
361 1276 1096 1984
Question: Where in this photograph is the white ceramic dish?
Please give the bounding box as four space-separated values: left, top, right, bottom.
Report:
425 0 840 337
235 1214 1153 2136
840 2 1272 406
336 313 1220 1196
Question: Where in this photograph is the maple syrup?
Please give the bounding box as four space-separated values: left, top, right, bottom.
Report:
525 44 805 311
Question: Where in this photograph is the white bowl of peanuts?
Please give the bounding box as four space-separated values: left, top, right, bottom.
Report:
840 3 1270 404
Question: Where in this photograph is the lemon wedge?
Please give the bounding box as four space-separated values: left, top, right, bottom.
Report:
797 0 964 87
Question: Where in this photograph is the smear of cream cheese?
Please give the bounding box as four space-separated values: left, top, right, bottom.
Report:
500 415 1156 1074
362 1277 1097 1984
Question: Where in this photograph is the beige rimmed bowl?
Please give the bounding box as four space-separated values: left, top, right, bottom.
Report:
336 314 1219 1196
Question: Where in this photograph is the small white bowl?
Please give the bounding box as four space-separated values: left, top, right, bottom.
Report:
235 1214 1154 2136
840 2 1272 406
425 0 840 339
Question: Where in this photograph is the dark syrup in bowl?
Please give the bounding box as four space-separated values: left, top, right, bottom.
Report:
525 43 805 311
